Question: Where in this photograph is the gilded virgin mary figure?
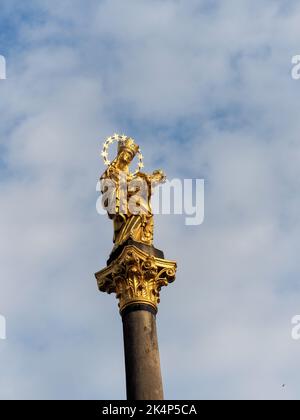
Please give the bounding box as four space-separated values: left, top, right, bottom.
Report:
100 137 165 252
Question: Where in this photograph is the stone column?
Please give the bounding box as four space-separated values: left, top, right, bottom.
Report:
122 305 163 400
95 244 176 400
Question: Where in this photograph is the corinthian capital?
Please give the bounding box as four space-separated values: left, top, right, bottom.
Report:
95 245 177 313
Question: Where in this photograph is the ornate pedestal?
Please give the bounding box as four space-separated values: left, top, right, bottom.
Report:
96 244 176 314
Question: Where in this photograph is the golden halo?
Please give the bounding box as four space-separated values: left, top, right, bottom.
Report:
101 134 144 175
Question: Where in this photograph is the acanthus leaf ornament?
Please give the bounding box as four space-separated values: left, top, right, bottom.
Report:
95 246 176 313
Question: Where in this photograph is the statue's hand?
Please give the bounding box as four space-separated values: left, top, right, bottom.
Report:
151 169 166 186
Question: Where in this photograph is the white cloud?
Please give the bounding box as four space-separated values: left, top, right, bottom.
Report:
0 0 300 399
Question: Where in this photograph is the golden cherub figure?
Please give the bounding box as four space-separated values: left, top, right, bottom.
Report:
100 135 166 252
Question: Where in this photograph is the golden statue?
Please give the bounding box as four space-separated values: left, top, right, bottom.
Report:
100 135 166 252
96 134 176 313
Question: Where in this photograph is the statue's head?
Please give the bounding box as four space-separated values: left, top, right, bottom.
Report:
117 138 139 168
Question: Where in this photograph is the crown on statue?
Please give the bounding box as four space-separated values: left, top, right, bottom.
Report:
118 137 139 157
101 134 144 174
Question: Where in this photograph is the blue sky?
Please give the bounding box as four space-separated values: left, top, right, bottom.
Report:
0 0 300 400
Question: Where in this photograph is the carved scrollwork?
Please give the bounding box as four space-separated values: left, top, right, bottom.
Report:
95 246 177 312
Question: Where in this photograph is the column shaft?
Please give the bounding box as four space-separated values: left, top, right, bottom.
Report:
122 307 164 400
